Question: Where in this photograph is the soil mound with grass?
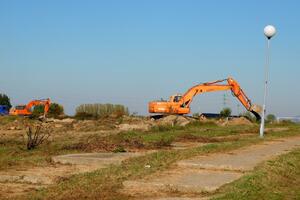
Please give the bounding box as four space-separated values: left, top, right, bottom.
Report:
157 115 193 126
225 117 253 126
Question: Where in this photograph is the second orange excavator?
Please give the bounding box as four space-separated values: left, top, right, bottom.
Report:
149 77 261 120
9 98 51 117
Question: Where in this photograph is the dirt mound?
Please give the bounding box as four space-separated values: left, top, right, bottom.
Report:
157 115 193 127
117 123 151 131
219 117 253 126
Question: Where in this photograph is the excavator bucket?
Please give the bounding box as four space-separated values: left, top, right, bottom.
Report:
250 104 262 121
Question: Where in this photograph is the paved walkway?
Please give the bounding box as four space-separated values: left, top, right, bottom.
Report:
123 136 300 199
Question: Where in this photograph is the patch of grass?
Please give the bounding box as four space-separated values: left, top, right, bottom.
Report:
61 121 299 152
23 138 262 200
113 146 127 153
213 148 300 200
0 115 19 125
0 136 80 171
150 124 184 132
24 126 300 200
0 121 298 199
1 121 299 172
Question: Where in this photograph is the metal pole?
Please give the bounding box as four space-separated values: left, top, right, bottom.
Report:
260 39 270 138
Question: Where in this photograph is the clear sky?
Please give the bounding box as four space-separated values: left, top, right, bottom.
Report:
1 0 299 116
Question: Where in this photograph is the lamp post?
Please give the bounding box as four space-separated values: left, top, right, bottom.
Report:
260 25 276 138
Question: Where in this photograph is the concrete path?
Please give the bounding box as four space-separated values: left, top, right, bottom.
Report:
53 152 147 168
52 142 205 167
123 136 300 199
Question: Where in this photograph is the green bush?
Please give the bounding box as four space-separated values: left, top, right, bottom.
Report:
32 103 64 118
0 94 12 109
75 103 129 119
220 107 232 118
48 103 64 117
32 105 45 118
266 114 276 123
74 112 95 120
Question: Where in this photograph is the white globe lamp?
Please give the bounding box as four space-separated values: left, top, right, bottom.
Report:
264 25 276 39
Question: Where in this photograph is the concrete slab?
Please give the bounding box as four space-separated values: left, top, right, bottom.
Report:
170 142 206 150
178 137 300 171
123 136 300 196
124 168 243 193
52 152 146 167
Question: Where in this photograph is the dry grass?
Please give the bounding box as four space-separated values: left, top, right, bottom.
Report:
15 123 300 200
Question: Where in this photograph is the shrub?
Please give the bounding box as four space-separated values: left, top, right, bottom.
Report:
75 103 129 119
25 124 51 150
0 94 12 109
220 107 232 118
48 103 64 117
266 114 276 123
279 120 295 125
32 105 45 118
74 112 95 120
32 103 64 118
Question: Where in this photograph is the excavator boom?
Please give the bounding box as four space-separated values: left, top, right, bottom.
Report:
149 78 261 120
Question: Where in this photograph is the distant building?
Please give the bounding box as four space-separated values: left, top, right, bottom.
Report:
200 113 221 119
199 113 239 119
276 117 300 123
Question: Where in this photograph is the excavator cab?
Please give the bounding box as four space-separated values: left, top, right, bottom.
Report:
10 105 27 116
170 94 183 103
15 105 26 110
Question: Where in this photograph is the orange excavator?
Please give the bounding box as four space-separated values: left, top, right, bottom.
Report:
149 77 261 120
9 98 51 117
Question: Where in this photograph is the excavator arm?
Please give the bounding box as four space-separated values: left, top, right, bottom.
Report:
149 77 261 120
180 79 232 107
25 98 51 117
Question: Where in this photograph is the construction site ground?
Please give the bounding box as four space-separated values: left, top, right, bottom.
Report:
123 136 300 199
0 115 299 199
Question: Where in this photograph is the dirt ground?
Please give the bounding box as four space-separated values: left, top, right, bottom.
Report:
0 115 286 199
0 164 106 198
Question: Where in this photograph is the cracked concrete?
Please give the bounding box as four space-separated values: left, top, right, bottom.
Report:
123 136 300 199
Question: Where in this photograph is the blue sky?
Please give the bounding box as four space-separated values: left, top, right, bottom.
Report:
1 0 299 116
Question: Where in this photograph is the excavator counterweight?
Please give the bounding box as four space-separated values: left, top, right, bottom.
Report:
149 78 261 121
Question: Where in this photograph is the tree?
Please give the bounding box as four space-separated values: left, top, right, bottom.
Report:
266 114 276 122
48 103 64 117
220 107 232 118
32 105 45 118
0 94 12 109
75 103 129 119
32 103 64 118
